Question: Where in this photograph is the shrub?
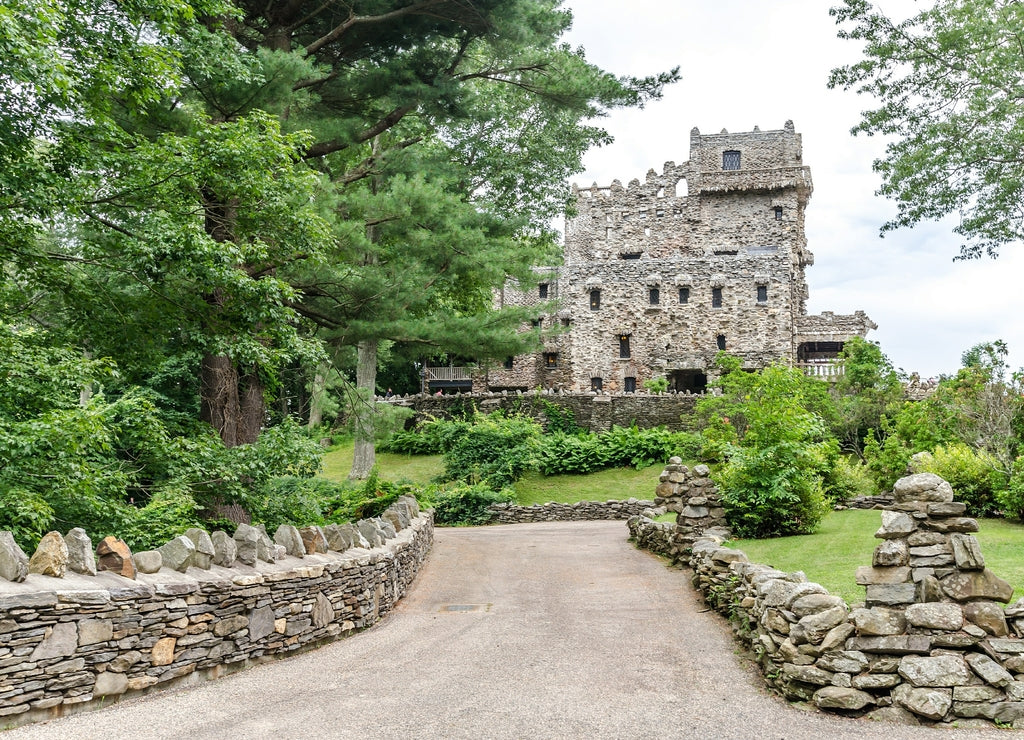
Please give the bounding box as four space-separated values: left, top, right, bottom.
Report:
916 443 1006 517
534 426 702 475
247 476 335 532
0 487 56 552
124 484 205 552
379 416 471 455
431 483 513 525
441 413 541 490
823 455 877 504
642 376 669 394
997 460 1024 521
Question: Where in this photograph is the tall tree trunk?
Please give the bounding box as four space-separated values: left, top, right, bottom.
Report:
308 362 329 428
238 370 265 444
349 339 378 480
201 353 241 447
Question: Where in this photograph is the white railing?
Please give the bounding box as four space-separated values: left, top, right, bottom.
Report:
795 361 844 379
424 366 473 382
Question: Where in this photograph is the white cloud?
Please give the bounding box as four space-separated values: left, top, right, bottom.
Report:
561 0 1024 377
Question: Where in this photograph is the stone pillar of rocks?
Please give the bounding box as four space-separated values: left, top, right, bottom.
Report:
856 472 1012 608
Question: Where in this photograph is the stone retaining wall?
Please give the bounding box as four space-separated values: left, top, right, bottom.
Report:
0 499 433 727
487 499 653 524
630 472 1024 729
388 391 699 432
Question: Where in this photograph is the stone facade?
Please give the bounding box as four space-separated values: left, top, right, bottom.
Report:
631 472 1024 729
484 122 875 392
0 499 432 727
487 499 653 524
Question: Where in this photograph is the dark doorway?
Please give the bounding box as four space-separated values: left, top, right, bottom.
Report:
670 369 708 393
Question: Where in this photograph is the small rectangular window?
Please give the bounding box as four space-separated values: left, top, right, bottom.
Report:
621 252 641 260
503 356 514 370
590 289 601 310
723 150 741 170
678 287 690 304
757 285 768 303
561 318 571 328
649 287 660 305
530 318 541 328
624 377 637 393
544 352 558 368
539 283 548 299
619 334 631 359
773 206 783 221
717 334 726 351
591 377 603 391
712 287 723 308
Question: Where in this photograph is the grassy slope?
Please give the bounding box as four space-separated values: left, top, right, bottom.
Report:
731 509 1024 605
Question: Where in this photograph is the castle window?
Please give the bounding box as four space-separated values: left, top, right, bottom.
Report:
717 334 727 351
561 318 571 328
621 252 641 260
624 377 637 393
773 206 783 220
619 334 631 359
712 287 723 308
544 352 558 368
723 150 741 170
591 377 603 392
656 209 665 218
530 318 541 328
590 289 601 310
679 286 690 304
605 227 612 239
644 227 651 237
757 285 768 303
503 356 514 370
539 283 548 299
649 287 660 305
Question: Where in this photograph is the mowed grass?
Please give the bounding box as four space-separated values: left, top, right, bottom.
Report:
319 440 663 504
730 509 1024 605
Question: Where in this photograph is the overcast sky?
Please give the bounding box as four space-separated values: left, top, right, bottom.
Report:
560 0 1023 378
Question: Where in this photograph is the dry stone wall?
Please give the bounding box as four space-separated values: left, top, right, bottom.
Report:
0 497 432 727
395 390 699 433
631 472 1024 729
487 499 652 524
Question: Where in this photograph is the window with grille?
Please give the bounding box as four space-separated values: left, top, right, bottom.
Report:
591 377 603 391
619 334 631 359
773 206 783 220
539 283 548 299
649 287 660 305
624 377 637 393
712 287 723 308
590 289 601 310
757 285 768 303
503 356 514 369
717 334 726 351
722 150 741 170
544 353 558 368
679 287 690 304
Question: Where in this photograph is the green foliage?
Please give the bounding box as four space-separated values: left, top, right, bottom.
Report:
379 416 472 455
0 488 56 553
642 376 669 394
441 413 541 490
916 443 1006 517
998 461 1024 521
431 483 514 526
534 426 701 475
701 359 834 538
540 399 580 434
830 0 1024 258
246 476 333 534
124 485 205 552
822 455 877 504
831 337 903 457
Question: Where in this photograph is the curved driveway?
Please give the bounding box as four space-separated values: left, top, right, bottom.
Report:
5 522 1006 739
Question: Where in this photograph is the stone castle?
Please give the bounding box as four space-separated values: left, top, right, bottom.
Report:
483 122 875 393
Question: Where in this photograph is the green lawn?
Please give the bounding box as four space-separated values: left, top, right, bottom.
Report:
729 509 1024 605
319 440 662 504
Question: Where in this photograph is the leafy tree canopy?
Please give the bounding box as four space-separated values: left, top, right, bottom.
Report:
830 0 1024 258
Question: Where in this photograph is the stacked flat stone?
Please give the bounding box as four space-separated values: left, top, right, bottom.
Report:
488 499 652 524
0 501 432 726
653 458 726 549
857 473 1012 607
633 471 1024 729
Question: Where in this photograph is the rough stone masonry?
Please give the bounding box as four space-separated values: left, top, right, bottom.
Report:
631 467 1024 729
0 497 432 728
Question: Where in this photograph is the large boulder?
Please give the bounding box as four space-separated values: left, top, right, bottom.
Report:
134 550 162 574
941 569 1014 603
892 473 954 503
0 531 29 582
298 526 328 555
183 528 215 569
211 530 237 567
65 527 96 575
28 531 68 577
158 535 196 572
274 525 306 558
233 523 260 565
96 536 136 579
